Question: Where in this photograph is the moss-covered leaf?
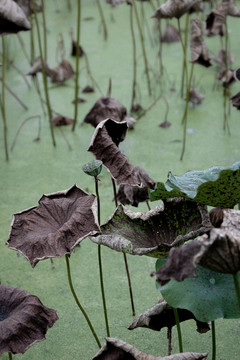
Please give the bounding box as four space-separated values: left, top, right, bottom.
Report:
150 161 240 208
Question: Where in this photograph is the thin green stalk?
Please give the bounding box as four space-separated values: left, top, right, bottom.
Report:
223 21 230 134
180 13 189 98
233 273 240 309
30 16 35 65
94 176 110 337
72 0 81 131
111 178 136 317
17 34 31 65
149 0 163 76
0 79 28 110
1 36 9 161
32 0 56 147
211 321 216 360
130 4 137 111
173 307 183 353
65 255 101 348
180 63 194 161
40 0 47 62
167 327 172 356
96 0 108 41
8 353 12 360
132 0 152 96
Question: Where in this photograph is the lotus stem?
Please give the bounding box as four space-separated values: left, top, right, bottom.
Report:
211 321 216 360
136 93 163 120
146 200 151 211
65 255 101 348
149 0 163 77
180 63 194 161
40 0 47 62
32 0 56 147
84 52 103 95
8 353 12 360
10 115 41 152
17 34 31 65
167 327 172 356
233 273 240 309
72 0 81 131
66 0 72 11
132 0 152 96
30 15 35 65
130 4 137 111
96 0 108 41
173 307 183 353
94 176 110 337
111 178 136 316
0 79 28 110
1 36 9 162
180 13 189 98
223 21 230 135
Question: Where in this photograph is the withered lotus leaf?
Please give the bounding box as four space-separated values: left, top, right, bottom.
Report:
188 88 205 105
230 91 240 110
155 209 240 284
0 0 31 34
90 199 211 257
190 19 211 67
217 68 235 88
88 118 139 186
83 97 127 127
161 24 180 43
0 284 58 355
117 166 155 207
7 185 100 267
50 60 74 83
51 115 74 126
152 0 200 20
212 49 235 67
82 85 95 93
26 57 54 77
205 0 240 37
106 0 126 6
92 337 208 360
128 298 210 333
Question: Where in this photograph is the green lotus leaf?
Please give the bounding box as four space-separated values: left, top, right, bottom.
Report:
90 199 211 258
149 161 240 208
157 265 240 322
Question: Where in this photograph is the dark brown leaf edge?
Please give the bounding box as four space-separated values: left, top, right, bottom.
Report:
88 118 140 186
155 209 240 284
152 0 200 20
128 298 210 333
90 198 212 257
0 0 31 35
117 166 155 207
83 97 127 128
0 284 58 355
92 337 208 360
7 184 100 267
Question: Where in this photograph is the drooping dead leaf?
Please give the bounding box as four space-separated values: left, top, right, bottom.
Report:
152 0 200 20
217 68 235 88
128 298 210 333
50 59 74 83
117 166 155 207
7 185 100 267
83 97 127 127
0 284 58 355
161 24 180 43
230 91 240 109
155 209 240 284
190 18 211 67
212 49 235 67
0 0 31 34
91 199 212 257
51 115 74 126
82 85 95 93
92 337 208 360
188 88 205 105
88 118 139 186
